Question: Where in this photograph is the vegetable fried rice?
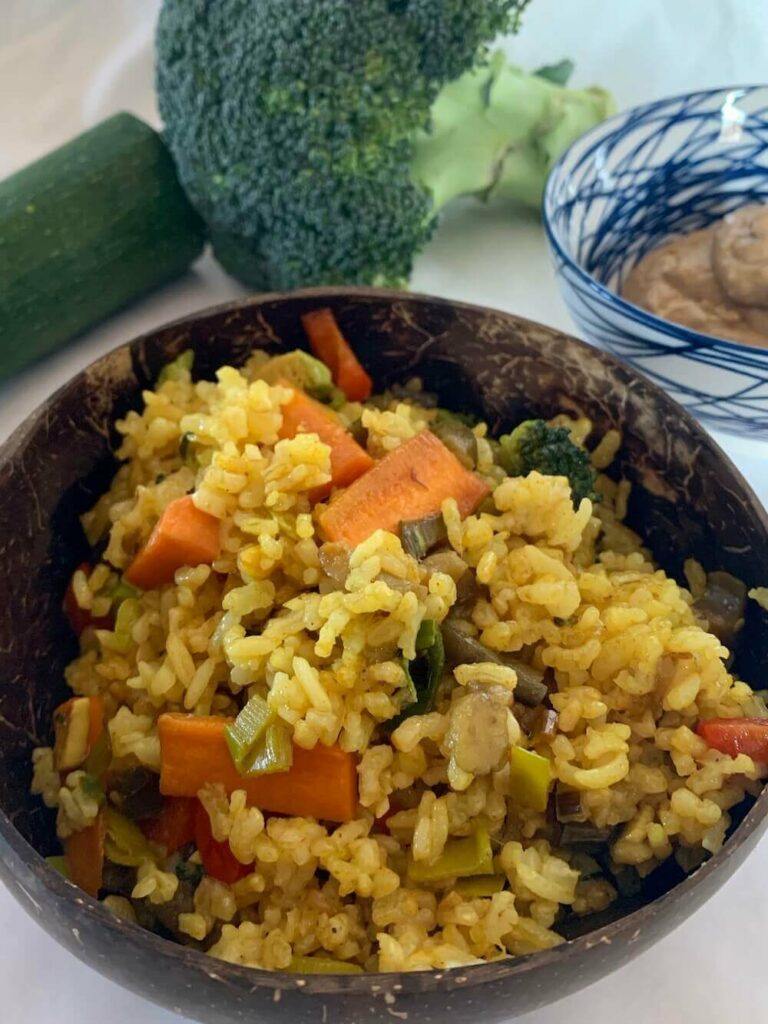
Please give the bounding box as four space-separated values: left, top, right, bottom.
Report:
32 309 767 973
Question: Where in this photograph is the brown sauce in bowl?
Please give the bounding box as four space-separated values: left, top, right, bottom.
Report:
622 204 768 347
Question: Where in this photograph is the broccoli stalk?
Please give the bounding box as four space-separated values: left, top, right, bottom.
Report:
156 0 612 290
497 419 598 506
412 52 613 212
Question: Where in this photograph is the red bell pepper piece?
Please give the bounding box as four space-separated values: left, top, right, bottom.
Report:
696 717 768 761
193 800 251 884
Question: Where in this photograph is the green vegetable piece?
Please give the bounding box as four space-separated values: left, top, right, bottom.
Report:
256 350 334 401
327 386 348 410
179 432 198 467
225 695 273 769
243 720 294 777
400 513 448 560
497 419 597 507
408 823 493 883
508 746 552 812
287 955 364 975
430 417 478 470
158 349 194 385
107 597 141 653
109 578 139 605
46 855 70 879
416 618 438 651
104 807 154 867
392 619 445 724
0 113 205 379
534 59 575 86
454 874 506 898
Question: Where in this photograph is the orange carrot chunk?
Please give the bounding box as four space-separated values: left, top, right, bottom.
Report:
319 430 490 548
279 384 373 500
64 810 105 897
125 495 220 591
302 308 373 402
158 714 358 823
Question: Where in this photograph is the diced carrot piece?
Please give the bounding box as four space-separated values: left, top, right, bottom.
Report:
64 810 105 897
278 384 373 500
302 308 372 402
697 717 768 761
63 563 113 635
319 430 490 548
125 495 220 591
141 796 197 854
53 695 105 773
193 801 251 884
158 714 358 823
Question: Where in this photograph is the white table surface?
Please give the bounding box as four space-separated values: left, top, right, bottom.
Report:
1 2 767 1022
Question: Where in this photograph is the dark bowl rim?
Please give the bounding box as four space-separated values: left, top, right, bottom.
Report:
541 82 768 360
2 285 768 998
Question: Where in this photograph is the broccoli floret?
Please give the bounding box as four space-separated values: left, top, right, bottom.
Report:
497 419 597 505
155 1 612 290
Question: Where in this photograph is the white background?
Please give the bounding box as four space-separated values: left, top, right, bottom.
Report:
1 2 767 1022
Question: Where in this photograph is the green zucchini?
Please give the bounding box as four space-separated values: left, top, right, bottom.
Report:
0 112 205 377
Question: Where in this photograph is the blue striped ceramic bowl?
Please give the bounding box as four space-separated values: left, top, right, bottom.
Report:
543 85 768 437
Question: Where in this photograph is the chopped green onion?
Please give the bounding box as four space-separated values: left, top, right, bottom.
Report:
327 386 347 409
157 349 194 385
179 432 197 468
408 823 493 883
225 695 272 769
287 955 363 975
109 578 139 605
104 807 154 867
107 597 141 652
508 746 552 812
400 513 448 560
416 618 438 651
46 855 70 879
454 874 506 898
243 720 293 777
391 619 445 725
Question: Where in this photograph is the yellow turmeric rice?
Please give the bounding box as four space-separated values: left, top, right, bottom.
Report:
31 326 766 973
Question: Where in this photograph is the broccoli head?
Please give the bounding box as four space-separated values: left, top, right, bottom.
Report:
156 1 611 290
498 419 597 505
